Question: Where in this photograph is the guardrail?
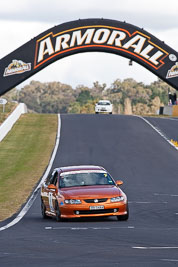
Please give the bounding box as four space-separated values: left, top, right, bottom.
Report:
0 103 27 142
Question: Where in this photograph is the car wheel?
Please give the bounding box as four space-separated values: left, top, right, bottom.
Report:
41 199 48 219
117 205 129 221
95 112 99 114
109 112 112 114
55 201 61 222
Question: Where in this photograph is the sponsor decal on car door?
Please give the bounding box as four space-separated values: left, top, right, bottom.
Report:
48 191 55 212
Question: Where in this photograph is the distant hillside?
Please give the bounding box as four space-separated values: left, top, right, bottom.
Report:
4 78 175 115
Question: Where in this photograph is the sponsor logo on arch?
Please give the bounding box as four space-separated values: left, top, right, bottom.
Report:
34 25 169 70
3 60 31 77
166 62 178 79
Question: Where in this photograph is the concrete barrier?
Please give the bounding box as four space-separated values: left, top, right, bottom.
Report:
161 105 178 116
163 106 173 116
0 103 27 142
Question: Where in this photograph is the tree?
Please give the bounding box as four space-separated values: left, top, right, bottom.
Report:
76 90 93 105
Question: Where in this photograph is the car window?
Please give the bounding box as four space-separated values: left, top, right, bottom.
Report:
46 171 58 185
50 171 58 185
59 172 115 188
98 102 110 105
45 172 53 185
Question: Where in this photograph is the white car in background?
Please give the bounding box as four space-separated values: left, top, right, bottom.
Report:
95 100 113 114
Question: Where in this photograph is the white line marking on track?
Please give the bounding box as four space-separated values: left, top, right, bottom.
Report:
133 246 178 249
0 114 61 231
155 117 178 121
129 201 168 204
136 116 178 151
154 193 178 197
161 259 178 262
45 226 135 230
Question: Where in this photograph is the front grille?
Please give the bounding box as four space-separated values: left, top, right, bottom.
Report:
75 209 118 215
84 198 108 203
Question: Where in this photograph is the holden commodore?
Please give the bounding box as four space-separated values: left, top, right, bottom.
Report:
95 100 113 114
41 165 129 221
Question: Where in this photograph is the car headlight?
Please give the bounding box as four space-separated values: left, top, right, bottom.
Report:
110 196 124 202
64 199 81 204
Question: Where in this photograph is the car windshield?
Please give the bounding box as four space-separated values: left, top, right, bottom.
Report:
98 102 110 106
59 172 115 188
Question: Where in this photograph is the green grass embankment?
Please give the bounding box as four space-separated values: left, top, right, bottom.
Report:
0 113 57 221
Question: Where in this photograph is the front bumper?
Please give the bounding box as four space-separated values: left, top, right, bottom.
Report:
95 108 112 113
59 201 127 218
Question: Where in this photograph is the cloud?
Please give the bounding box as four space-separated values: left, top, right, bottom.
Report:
0 0 178 30
150 28 178 51
0 20 53 57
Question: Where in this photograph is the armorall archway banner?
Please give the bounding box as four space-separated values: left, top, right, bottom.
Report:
0 18 178 96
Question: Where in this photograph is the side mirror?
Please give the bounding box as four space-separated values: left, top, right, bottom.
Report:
48 184 57 192
116 180 123 186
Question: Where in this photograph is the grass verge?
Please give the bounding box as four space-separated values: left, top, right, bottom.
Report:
0 113 57 221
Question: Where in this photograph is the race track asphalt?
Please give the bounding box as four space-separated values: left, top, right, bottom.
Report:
1 114 178 267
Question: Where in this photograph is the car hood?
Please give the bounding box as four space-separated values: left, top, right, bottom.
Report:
60 185 122 199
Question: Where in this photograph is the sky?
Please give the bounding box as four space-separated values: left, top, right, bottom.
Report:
0 0 178 89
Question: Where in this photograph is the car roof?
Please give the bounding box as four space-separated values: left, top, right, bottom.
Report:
55 165 106 174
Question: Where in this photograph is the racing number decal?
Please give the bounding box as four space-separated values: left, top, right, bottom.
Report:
49 192 54 212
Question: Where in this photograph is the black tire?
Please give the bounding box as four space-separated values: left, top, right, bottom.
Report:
41 199 48 219
55 201 61 222
95 112 99 114
109 112 112 114
117 204 129 221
